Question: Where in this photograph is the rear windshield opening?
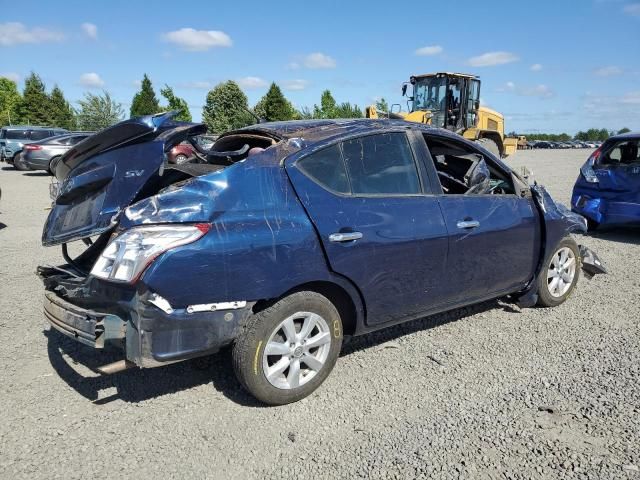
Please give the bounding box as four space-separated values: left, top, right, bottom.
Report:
599 140 640 166
207 133 278 166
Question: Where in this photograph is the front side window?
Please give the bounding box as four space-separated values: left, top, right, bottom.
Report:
5 129 29 140
342 133 421 195
297 144 350 194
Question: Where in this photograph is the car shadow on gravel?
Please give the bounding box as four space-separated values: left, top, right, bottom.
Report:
588 227 640 245
1 166 16 171
23 171 49 177
44 298 520 407
45 329 264 407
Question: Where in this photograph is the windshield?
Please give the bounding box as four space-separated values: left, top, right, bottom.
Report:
413 76 447 112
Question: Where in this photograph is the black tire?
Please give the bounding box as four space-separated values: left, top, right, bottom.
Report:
233 291 343 405
48 156 60 176
174 154 188 164
13 152 30 171
475 137 501 158
536 236 581 307
586 217 599 231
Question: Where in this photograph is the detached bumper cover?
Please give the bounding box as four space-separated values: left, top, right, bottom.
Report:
42 271 254 368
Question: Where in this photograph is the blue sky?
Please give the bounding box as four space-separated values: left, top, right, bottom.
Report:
1 0 639 134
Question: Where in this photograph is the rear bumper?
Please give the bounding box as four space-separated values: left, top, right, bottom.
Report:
24 156 50 170
42 275 254 368
572 192 640 226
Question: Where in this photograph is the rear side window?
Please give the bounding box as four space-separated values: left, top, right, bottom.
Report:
297 144 350 194
67 135 88 145
602 140 640 165
29 130 51 141
342 133 421 195
5 129 29 140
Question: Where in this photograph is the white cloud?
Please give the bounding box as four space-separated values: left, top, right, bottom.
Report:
0 72 20 82
163 28 232 51
0 22 64 46
530 63 543 71
415 45 443 56
81 23 97 40
286 62 300 70
497 81 554 98
622 91 640 104
236 76 268 89
303 52 336 69
594 65 623 77
79 72 105 88
623 3 640 15
177 81 214 90
282 79 308 91
467 51 519 67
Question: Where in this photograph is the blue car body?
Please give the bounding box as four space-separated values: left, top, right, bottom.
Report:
39 114 605 370
572 133 640 228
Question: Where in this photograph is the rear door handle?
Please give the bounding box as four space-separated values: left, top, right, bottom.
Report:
456 220 480 229
329 232 363 242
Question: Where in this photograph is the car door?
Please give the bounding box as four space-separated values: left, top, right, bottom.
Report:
421 133 540 303
286 132 450 326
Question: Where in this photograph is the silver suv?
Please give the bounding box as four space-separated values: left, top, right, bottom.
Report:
0 126 68 170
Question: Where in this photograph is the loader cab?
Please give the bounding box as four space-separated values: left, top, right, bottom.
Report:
406 73 481 133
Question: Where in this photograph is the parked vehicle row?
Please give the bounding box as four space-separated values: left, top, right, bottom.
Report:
38 113 607 405
529 140 602 150
0 125 69 170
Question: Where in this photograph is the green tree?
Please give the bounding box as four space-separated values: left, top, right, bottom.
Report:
49 85 76 129
0 78 22 126
160 85 191 122
130 74 160 117
202 81 253 134
617 127 631 135
376 97 389 112
18 72 51 125
258 83 295 122
297 106 313 120
313 90 337 118
334 102 363 118
75 91 124 131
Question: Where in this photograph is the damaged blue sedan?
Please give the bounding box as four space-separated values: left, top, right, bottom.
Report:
40 113 606 404
572 132 640 229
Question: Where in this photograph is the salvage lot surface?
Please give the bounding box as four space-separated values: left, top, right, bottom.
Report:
0 149 638 479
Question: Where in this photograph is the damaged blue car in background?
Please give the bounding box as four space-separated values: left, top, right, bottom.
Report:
572 132 640 229
39 113 606 405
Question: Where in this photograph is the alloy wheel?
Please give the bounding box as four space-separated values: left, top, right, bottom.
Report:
262 311 332 390
547 246 577 298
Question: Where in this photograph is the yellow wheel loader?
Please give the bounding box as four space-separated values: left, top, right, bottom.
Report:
366 72 518 158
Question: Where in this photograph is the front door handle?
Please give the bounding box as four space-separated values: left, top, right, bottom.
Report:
329 232 363 242
456 220 480 229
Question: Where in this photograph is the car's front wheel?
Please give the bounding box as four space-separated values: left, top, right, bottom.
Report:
536 237 581 307
233 291 343 405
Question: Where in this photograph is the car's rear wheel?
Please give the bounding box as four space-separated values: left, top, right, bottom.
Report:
13 153 30 171
174 154 188 164
233 291 343 405
536 237 581 307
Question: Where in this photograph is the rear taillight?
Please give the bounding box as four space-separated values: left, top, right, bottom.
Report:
590 147 601 162
24 145 42 151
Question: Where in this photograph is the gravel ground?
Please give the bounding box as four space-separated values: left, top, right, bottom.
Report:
0 149 638 479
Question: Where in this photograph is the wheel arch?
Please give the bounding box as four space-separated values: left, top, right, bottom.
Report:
252 278 365 337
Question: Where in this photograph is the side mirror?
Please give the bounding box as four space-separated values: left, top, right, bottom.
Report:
401 84 407 96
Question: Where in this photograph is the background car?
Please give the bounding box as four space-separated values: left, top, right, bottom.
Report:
0 126 68 170
22 133 93 173
572 132 640 229
167 135 216 164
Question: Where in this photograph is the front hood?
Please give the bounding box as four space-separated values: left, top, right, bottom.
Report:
43 112 206 246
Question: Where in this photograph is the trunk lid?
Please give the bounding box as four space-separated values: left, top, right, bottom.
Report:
43 112 206 246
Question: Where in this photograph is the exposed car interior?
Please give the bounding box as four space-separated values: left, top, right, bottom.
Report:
424 135 515 195
599 140 640 166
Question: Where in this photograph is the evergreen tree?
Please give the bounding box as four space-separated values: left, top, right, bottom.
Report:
18 72 51 125
49 85 76 129
0 78 22 126
260 83 295 122
376 97 389 112
202 81 253 134
130 74 160 117
160 85 192 122
617 127 631 135
75 91 124 131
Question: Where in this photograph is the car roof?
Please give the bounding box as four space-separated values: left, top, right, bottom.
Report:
0 125 63 130
233 118 451 143
607 132 640 141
